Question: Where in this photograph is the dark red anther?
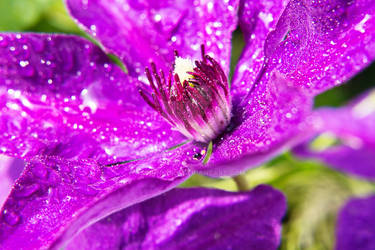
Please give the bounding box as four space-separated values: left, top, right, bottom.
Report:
201 44 206 63
139 45 232 143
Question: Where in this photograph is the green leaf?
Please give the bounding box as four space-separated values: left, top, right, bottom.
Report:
202 141 213 164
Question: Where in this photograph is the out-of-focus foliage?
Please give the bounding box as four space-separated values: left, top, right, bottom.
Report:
35 0 80 33
0 0 79 33
0 0 49 31
230 29 245 80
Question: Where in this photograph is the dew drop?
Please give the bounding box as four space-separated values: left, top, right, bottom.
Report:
3 210 20 226
19 63 35 77
0 36 8 47
154 14 162 22
19 60 29 67
193 153 202 160
15 183 40 198
103 63 112 72
47 170 60 186
78 186 99 196
32 167 48 179
135 164 154 173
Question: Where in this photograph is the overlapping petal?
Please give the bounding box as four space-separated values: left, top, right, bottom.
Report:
0 33 185 164
262 0 375 96
196 0 375 177
194 73 313 177
294 90 375 180
336 195 375 250
66 0 239 77
233 0 375 103
0 144 192 249
66 185 286 250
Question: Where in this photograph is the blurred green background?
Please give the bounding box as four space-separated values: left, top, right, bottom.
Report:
1 1 374 249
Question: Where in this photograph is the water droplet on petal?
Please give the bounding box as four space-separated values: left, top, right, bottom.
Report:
3 210 20 226
32 167 48 179
0 36 8 47
103 63 112 72
77 186 99 196
19 63 35 77
47 170 60 186
15 183 40 198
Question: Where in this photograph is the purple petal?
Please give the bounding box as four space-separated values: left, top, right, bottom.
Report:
207 0 375 177
66 0 239 77
194 73 313 177
66 185 286 250
263 0 375 96
294 144 375 180
0 146 192 249
294 90 375 180
336 195 375 250
0 156 24 207
0 156 12 206
0 33 184 164
231 0 288 103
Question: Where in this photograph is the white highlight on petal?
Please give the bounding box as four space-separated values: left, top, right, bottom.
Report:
80 87 98 113
310 132 338 152
259 12 274 29
173 56 195 84
352 90 375 118
354 14 371 33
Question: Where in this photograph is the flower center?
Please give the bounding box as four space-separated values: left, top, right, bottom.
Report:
139 46 232 143
173 57 195 84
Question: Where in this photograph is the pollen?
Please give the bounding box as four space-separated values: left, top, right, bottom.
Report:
173 56 195 84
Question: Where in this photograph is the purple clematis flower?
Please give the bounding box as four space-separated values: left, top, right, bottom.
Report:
0 0 375 248
294 90 375 250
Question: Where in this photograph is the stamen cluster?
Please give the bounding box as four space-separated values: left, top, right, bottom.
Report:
139 46 231 143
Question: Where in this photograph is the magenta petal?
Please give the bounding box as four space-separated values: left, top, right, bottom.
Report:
263 0 375 96
0 33 184 163
0 156 24 207
66 185 286 250
294 90 375 180
195 73 313 177
294 144 375 180
0 156 13 207
336 195 375 250
66 0 239 77
231 0 288 103
0 148 192 249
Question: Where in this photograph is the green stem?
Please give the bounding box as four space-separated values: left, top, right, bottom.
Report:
233 174 249 191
